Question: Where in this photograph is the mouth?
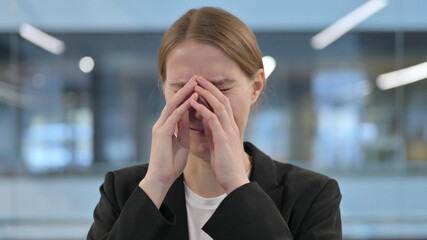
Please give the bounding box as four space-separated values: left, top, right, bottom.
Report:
190 127 205 136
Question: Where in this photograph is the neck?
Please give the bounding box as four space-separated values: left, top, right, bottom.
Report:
183 150 252 198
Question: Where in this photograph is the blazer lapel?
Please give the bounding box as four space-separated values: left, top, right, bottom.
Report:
163 175 189 240
245 142 285 210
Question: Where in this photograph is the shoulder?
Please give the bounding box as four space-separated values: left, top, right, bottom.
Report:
274 160 337 190
112 163 149 180
273 160 340 199
245 142 342 236
271 162 342 238
245 141 340 206
271 160 341 226
109 163 149 187
101 163 149 208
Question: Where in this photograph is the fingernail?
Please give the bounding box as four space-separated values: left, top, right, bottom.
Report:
196 76 205 83
187 75 196 84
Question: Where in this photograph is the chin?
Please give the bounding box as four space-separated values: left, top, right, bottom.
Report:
189 139 211 160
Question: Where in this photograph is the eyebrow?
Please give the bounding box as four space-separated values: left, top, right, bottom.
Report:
169 78 236 88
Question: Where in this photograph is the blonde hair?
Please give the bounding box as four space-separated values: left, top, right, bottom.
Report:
158 7 263 83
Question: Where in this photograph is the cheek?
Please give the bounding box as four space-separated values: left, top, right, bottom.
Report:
163 89 175 102
228 96 251 128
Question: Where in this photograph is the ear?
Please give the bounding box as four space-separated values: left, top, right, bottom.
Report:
250 68 265 105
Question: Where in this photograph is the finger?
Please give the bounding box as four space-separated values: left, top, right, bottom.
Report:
162 92 198 135
202 116 214 150
194 85 232 131
190 98 225 143
158 75 197 125
196 76 235 125
177 108 189 148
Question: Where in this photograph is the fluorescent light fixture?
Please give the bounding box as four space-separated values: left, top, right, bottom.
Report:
262 56 276 80
79 56 95 73
19 23 65 55
311 0 388 50
376 61 427 90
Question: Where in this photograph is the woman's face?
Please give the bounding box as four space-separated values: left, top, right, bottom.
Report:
164 40 264 157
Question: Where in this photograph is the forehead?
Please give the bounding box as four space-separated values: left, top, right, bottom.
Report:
165 41 244 84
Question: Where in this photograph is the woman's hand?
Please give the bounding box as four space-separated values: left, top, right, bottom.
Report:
190 76 250 194
139 75 198 208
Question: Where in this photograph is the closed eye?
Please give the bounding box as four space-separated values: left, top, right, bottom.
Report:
220 88 230 92
171 87 182 94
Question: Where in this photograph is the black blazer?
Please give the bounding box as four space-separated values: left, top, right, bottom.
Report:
88 142 342 240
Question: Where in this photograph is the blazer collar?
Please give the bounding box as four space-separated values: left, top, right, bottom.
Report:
244 141 279 191
245 141 284 209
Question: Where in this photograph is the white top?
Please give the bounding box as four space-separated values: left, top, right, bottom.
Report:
184 169 251 240
184 182 226 240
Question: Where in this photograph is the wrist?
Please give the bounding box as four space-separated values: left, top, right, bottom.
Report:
139 175 172 209
140 175 172 193
224 177 250 195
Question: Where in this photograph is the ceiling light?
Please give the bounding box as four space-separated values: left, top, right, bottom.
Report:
19 23 65 55
311 0 388 50
262 56 276 81
376 61 427 90
79 56 95 73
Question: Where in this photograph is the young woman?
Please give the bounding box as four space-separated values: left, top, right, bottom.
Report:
88 7 342 240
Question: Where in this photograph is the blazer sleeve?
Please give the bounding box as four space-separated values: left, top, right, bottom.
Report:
203 180 342 240
296 179 342 240
87 171 175 240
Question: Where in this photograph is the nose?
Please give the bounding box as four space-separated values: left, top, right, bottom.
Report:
198 96 211 110
191 96 212 120
192 108 203 120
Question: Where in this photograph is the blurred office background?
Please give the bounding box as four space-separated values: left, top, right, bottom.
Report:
0 0 426 239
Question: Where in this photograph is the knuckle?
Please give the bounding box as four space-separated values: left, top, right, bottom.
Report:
222 96 230 105
161 105 168 113
170 109 179 118
207 113 218 122
165 101 174 109
235 126 240 134
233 129 240 138
152 125 159 135
230 125 239 135
217 104 226 112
